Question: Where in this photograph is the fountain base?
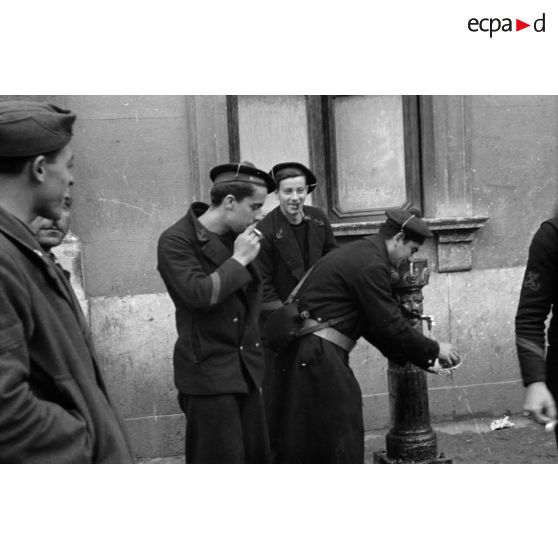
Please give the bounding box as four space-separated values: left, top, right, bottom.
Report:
372 450 452 464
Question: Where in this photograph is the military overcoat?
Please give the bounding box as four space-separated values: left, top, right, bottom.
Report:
0 207 133 464
268 234 440 463
157 202 265 395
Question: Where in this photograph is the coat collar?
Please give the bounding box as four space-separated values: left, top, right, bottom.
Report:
185 202 262 313
0 204 95 351
0 205 43 256
0 205 82 311
269 205 328 281
186 202 234 268
305 209 327 268
363 234 400 282
270 206 306 281
363 233 390 260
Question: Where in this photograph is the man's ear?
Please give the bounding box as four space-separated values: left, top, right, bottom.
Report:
394 231 405 243
31 155 47 184
223 194 236 210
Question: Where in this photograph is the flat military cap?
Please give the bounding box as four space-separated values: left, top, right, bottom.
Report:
210 161 276 193
385 208 433 239
270 162 317 193
0 100 76 157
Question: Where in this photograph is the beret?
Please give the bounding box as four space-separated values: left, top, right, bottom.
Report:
210 161 276 193
270 162 317 193
0 100 76 157
385 208 433 239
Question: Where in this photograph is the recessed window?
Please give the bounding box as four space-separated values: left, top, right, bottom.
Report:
227 95 422 223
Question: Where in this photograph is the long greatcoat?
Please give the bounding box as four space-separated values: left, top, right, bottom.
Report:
268 234 440 464
515 217 558 398
0 207 133 464
157 202 265 395
255 205 337 415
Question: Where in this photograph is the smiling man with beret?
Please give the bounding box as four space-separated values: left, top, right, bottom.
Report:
258 162 337 309
0 100 133 463
255 162 337 425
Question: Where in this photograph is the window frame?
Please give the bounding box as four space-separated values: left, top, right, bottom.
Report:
227 95 423 224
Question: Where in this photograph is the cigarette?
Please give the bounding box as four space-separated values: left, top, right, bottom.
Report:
545 420 557 432
254 228 263 238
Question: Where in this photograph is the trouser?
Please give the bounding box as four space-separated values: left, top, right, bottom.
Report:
178 390 271 464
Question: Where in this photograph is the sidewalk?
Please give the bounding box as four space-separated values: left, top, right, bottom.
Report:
139 413 558 464
364 414 557 464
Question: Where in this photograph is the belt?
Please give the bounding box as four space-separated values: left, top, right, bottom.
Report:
298 318 356 353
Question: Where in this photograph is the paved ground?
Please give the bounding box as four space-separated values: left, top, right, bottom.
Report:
364 414 558 464
139 413 558 464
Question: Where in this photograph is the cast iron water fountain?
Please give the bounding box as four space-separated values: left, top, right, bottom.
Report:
373 259 459 464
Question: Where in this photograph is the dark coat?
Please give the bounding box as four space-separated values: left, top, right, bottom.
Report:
0 207 133 464
256 205 337 310
157 203 265 395
268 234 440 463
298 234 439 367
515 217 558 387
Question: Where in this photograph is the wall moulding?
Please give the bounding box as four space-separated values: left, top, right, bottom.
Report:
331 215 489 273
421 96 489 272
428 216 489 272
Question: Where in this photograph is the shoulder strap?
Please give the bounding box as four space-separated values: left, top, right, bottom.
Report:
285 265 315 304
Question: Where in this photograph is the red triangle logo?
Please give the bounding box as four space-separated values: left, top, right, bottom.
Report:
516 19 530 31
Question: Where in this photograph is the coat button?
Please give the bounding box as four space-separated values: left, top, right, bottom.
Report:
255 342 260 348
233 318 239 323
239 346 244 351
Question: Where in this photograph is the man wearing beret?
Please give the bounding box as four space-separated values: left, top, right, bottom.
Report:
0 100 133 463
267 208 460 463
515 210 558 439
256 162 337 416
157 162 275 463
